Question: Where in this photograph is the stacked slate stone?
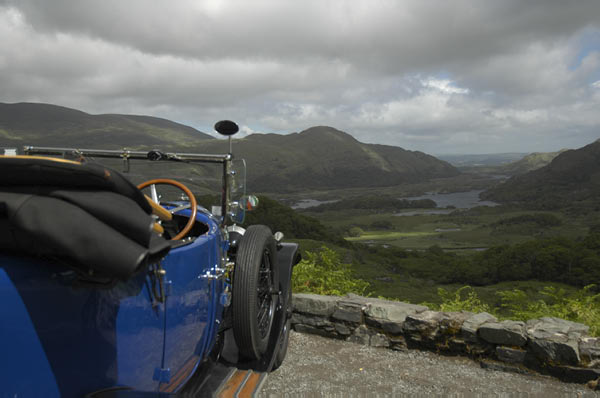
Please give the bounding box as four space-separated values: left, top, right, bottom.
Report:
291 293 600 385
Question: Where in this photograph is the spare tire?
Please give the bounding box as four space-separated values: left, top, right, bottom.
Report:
232 225 279 360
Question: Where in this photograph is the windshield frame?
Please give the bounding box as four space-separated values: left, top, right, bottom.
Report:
22 145 238 227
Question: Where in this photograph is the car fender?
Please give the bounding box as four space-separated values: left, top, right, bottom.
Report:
275 242 301 300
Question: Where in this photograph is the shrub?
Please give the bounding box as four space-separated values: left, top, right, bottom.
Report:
425 286 491 313
492 213 562 228
292 246 369 296
242 195 346 245
426 285 600 336
347 227 364 237
370 220 394 230
498 284 600 336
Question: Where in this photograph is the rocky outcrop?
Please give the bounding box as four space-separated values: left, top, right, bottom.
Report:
291 293 600 385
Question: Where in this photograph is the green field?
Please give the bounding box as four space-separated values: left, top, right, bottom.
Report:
300 205 593 251
347 230 437 241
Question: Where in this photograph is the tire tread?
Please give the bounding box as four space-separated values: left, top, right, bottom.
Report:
232 225 277 360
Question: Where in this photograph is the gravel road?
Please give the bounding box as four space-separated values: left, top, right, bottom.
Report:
259 331 599 397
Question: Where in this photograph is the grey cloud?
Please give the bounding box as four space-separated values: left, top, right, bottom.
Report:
0 1 599 154
5 1 600 64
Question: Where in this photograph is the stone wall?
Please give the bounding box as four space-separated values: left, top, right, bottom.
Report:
291 293 600 384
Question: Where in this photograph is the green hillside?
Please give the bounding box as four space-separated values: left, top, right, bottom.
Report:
0 102 213 150
192 126 459 192
496 150 568 175
482 139 600 209
0 103 459 193
454 150 566 176
438 153 526 167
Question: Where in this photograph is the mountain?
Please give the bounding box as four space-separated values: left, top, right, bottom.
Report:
496 149 568 175
481 139 600 209
0 102 213 149
438 153 527 167
440 151 565 176
0 103 459 193
192 126 459 192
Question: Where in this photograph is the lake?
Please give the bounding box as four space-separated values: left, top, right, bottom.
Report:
395 190 498 216
292 190 498 212
291 199 339 209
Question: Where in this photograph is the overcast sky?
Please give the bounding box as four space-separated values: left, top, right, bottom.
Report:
1 0 599 154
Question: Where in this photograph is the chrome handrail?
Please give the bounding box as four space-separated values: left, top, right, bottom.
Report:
23 146 231 164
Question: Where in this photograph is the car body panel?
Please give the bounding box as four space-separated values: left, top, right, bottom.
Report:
159 207 226 392
0 255 165 396
0 208 228 397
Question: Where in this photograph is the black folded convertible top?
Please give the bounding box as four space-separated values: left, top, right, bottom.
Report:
0 156 152 213
0 156 170 279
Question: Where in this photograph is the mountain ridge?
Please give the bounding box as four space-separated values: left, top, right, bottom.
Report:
215 126 459 192
497 149 568 175
0 102 214 149
482 139 600 209
0 102 459 193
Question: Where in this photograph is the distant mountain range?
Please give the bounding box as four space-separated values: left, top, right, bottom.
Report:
495 150 568 175
0 102 459 193
451 150 567 176
440 150 567 176
438 153 527 167
482 139 600 209
0 102 213 149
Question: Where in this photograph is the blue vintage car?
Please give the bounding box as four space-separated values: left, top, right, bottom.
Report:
0 121 299 397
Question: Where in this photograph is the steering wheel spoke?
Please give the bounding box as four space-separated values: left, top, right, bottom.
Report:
137 179 197 240
168 203 192 214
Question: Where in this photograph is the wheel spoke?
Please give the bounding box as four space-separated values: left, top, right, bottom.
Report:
257 300 271 334
255 248 274 338
258 304 269 330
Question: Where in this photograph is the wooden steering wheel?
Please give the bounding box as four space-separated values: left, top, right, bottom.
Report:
137 178 198 240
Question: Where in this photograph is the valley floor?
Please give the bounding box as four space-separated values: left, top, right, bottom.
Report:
284 175 599 329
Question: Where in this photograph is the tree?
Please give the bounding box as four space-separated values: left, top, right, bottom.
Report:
348 227 364 237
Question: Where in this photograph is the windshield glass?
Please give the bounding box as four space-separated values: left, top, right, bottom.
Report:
16 147 246 222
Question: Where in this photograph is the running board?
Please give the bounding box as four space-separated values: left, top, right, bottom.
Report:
86 365 267 398
215 369 267 398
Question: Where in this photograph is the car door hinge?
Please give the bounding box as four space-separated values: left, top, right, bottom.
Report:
150 264 168 305
153 367 171 383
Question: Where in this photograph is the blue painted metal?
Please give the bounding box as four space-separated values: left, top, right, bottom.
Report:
157 206 228 392
0 264 61 397
153 367 171 383
0 205 229 397
0 255 165 396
